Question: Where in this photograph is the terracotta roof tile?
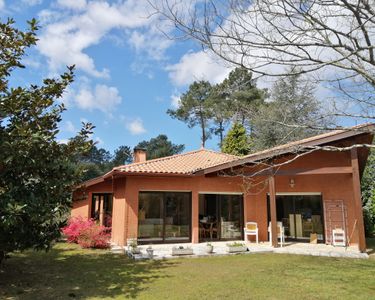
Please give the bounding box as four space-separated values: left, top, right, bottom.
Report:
113 149 239 175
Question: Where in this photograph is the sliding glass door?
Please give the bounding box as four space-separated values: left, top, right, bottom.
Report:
199 194 243 241
267 194 324 241
138 192 191 243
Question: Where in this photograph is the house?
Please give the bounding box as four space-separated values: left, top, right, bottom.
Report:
71 123 374 252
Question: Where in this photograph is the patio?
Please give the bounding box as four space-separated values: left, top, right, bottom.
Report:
112 241 369 260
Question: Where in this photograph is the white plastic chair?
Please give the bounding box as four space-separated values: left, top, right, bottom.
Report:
244 222 259 244
268 221 285 247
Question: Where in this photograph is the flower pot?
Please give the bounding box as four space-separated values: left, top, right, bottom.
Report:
126 238 137 246
130 247 141 255
205 245 214 254
226 245 247 253
171 247 194 256
146 248 154 259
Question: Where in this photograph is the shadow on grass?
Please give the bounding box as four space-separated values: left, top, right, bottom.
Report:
366 237 375 256
0 243 179 299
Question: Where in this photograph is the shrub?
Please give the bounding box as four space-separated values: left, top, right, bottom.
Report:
62 217 95 243
62 217 110 249
77 225 111 249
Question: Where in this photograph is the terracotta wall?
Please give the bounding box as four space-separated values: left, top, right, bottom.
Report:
71 180 113 221
71 149 362 248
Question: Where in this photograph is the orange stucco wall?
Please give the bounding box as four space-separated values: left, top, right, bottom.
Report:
71 149 364 248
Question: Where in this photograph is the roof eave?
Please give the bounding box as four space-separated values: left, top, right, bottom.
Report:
201 124 375 175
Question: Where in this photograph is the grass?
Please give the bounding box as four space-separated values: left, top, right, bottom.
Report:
0 240 374 300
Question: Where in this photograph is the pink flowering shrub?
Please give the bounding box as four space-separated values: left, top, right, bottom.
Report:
77 225 111 249
62 217 110 249
62 217 94 243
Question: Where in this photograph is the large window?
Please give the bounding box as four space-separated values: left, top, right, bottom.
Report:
138 192 191 243
199 194 243 241
91 193 113 227
267 194 324 241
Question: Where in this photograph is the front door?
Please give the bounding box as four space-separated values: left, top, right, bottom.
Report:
199 194 244 241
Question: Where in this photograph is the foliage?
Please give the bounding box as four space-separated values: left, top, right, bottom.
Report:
221 123 251 156
62 217 95 243
62 217 110 249
136 134 185 160
78 145 132 181
362 146 375 236
226 242 246 247
112 145 132 166
76 225 110 249
0 19 93 262
252 70 328 151
1 242 375 298
157 0 375 123
206 86 231 147
167 81 213 147
216 67 266 126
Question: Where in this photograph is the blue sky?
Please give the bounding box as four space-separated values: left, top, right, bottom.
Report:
1 0 233 152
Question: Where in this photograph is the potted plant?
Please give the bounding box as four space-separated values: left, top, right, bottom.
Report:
205 243 214 254
146 246 154 259
128 240 141 255
171 245 194 256
226 242 247 253
126 237 137 247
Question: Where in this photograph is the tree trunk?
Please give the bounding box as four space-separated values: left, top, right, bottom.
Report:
201 124 206 148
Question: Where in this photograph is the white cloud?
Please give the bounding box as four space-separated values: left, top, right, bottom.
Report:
94 136 104 145
166 51 231 87
0 0 5 10
128 23 173 61
75 84 122 113
57 0 87 10
65 120 76 133
126 118 146 135
170 93 181 109
37 0 171 78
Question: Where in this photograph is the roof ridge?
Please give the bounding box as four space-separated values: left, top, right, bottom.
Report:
114 148 211 170
200 148 240 159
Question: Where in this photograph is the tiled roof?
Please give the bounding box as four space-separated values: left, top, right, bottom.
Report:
198 123 374 174
80 123 373 188
112 149 239 175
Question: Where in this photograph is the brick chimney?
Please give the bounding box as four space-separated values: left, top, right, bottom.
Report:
133 147 147 163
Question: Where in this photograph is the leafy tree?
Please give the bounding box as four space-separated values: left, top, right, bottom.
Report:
252 70 328 150
362 146 375 236
112 145 132 166
221 123 250 156
208 84 232 147
167 81 213 147
136 134 185 160
219 67 266 127
157 0 375 124
78 145 112 181
0 19 93 262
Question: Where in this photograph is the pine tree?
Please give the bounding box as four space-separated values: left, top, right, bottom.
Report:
221 123 251 156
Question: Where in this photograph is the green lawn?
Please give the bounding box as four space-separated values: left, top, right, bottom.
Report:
1 240 375 300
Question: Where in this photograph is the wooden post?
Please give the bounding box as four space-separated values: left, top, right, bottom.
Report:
191 191 199 243
269 176 278 247
351 148 366 252
99 195 104 226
